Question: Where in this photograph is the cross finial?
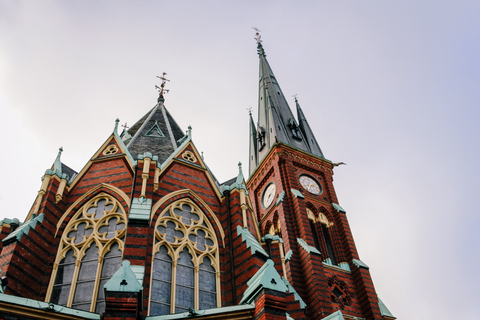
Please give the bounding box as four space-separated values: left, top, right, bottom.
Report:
246 107 253 115
155 72 170 97
292 94 298 102
253 27 262 45
121 122 129 131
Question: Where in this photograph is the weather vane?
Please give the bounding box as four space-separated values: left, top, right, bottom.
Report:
155 72 170 96
253 27 262 44
122 122 129 131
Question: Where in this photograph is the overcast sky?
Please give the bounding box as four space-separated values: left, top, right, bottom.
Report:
1 1 479 319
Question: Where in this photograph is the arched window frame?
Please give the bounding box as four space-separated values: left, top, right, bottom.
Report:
149 198 221 315
46 193 127 312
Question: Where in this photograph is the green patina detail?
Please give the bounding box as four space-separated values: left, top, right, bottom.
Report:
281 277 306 309
0 218 20 227
128 197 152 221
352 259 369 269
297 238 320 255
147 303 255 320
332 203 346 213
104 260 142 292
276 191 285 205
0 292 100 319
236 226 268 258
113 122 136 165
286 313 294 320
221 162 248 193
262 234 282 243
378 296 395 318
240 259 288 304
291 188 304 199
322 310 345 320
145 120 166 137
3 214 44 243
130 265 145 286
285 250 293 261
323 259 351 272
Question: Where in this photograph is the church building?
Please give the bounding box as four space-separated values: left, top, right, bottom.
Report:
0 35 395 320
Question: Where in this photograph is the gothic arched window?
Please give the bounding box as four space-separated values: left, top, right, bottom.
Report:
47 194 127 313
149 200 219 316
307 207 337 265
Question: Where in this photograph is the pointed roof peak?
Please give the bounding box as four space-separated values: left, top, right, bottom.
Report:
53 147 63 173
253 27 266 57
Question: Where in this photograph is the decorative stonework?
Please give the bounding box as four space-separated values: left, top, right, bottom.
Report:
102 145 119 156
47 193 127 312
182 150 197 163
150 199 220 315
328 275 353 310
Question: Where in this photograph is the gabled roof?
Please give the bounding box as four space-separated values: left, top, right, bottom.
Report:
126 97 184 163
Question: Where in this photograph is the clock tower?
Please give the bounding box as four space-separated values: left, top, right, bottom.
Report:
247 34 393 320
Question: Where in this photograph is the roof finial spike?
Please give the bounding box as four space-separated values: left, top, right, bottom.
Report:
188 125 192 137
54 147 63 173
293 94 298 103
155 72 170 102
247 107 253 116
253 27 266 56
114 118 120 134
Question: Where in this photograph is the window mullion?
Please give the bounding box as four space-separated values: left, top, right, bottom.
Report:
170 259 177 314
194 265 199 310
67 258 81 307
90 255 104 312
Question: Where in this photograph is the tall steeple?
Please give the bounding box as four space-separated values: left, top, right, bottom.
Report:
249 31 323 175
296 97 324 158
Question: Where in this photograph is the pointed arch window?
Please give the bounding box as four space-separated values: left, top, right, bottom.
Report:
307 207 337 265
47 194 127 313
149 200 220 316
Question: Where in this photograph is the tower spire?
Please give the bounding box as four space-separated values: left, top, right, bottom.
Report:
295 96 324 158
249 32 322 175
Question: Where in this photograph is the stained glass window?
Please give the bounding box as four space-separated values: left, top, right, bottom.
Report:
48 194 127 312
150 200 219 316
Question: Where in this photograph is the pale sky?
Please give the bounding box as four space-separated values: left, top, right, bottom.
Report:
1 1 479 319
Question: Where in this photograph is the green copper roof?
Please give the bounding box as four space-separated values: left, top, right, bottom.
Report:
104 260 143 292
240 259 288 304
0 218 20 227
297 238 321 255
220 162 248 193
352 259 369 269
285 250 293 261
146 303 255 320
281 277 306 309
332 203 346 213
0 292 100 319
128 197 152 221
378 296 395 318
322 311 345 320
3 213 44 243
291 188 304 199
236 225 268 258
276 191 285 205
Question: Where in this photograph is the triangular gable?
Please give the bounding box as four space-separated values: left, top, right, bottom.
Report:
144 120 165 137
160 139 223 201
68 132 134 192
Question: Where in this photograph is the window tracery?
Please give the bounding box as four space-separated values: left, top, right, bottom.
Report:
47 194 126 313
150 199 219 315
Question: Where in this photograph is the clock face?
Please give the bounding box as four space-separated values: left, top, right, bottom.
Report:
299 175 322 195
262 183 276 208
